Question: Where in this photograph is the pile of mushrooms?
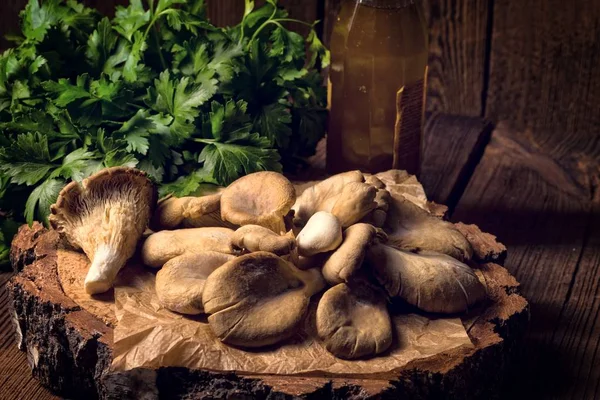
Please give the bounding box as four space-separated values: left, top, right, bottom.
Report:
50 168 486 360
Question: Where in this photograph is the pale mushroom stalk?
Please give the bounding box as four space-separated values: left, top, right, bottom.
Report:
296 211 343 257
49 167 157 295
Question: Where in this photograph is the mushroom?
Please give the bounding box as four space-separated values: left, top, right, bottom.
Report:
220 171 296 234
317 283 392 359
202 252 325 348
232 225 296 256
292 171 377 228
49 167 157 294
360 186 391 228
322 223 386 286
141 227 236 268
366 243 487 314
385 195 473 261
155 252 235 315
151 193 236 230
296 211 343 257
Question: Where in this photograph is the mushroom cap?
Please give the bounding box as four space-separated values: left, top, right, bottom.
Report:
232 225 296 256
202 251 323 348
141 227 236 268
317 283 392 359
296 211 343 257
155 252 235 315
367 244 486 314
220 172 296 233
385 195 473 261
151 193 234 230
49 167 157 294
292 170 365 226
322 223 384 285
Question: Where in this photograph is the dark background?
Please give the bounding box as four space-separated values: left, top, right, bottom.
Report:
2 0 599 157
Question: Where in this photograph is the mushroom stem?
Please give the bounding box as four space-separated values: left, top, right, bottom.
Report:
84 244 124 294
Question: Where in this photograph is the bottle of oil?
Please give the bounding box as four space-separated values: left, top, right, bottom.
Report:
327 0 428 176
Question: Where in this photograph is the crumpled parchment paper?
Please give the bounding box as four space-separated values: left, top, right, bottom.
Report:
111 263 473 376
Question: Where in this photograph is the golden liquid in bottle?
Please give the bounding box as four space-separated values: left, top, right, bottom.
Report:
328 0 428 175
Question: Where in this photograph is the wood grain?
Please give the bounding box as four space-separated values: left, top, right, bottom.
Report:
421 113 493 209
0 273 58 400
486 0 600 158
425 0 490 116
452 122 600 399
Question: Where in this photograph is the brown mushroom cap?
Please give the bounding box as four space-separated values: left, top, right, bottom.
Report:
385 195 473 261
231 225 296 256
151 193 236 230
49 167 157 294
322 223 385 286
317 283 392 359
220 172 296 233
155 252 235 315
141 227 236 268
366 243 487 314
202 252 324 348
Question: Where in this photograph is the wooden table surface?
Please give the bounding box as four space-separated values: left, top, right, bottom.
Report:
1 113 598 399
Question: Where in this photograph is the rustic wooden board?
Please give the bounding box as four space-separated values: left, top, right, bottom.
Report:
7 219 527 399
485 0 600 157
452 122 600 399
421 114 493 209
425 0 490 116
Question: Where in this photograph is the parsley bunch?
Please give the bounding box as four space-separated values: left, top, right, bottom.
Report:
0 0 329 265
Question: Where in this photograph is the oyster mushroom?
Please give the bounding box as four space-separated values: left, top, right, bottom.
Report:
232 225 296 256
155 252 235 315
385 195 473 261
292 171 377 228
322 223 386 285
202 252 325 348
141 227 236 268
220 172 296 234
317 283 392 359
151 193 236 230
49 167 157 294
296 211 343 257
366 243 487 314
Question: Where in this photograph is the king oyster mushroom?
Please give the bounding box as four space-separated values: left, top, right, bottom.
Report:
360 176 391 228
385 194 473 261
49 167 157 294
292 171 378 228
232 225 296 256
366 243 487 314
141 227 236 268
155 252 235 315
317 283 392 359
151 193 236 230
220 171 296 234
202 252 325 348
322 223 386 286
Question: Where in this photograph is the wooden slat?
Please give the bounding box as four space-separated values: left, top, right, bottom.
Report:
486 0 600 159
421 113 493 208
0 273 59 400
452 122 600 399
425 0 490 116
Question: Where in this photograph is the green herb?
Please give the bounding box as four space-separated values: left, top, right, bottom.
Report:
0 0 329 266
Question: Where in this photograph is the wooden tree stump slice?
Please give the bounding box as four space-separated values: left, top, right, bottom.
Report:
7 219 529 400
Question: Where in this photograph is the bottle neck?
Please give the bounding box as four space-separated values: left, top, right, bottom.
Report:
358 0 416 9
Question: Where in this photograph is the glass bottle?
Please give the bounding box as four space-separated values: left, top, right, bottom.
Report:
327 0 428 176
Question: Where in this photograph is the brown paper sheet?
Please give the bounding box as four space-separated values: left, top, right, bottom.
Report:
112 264 473 376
